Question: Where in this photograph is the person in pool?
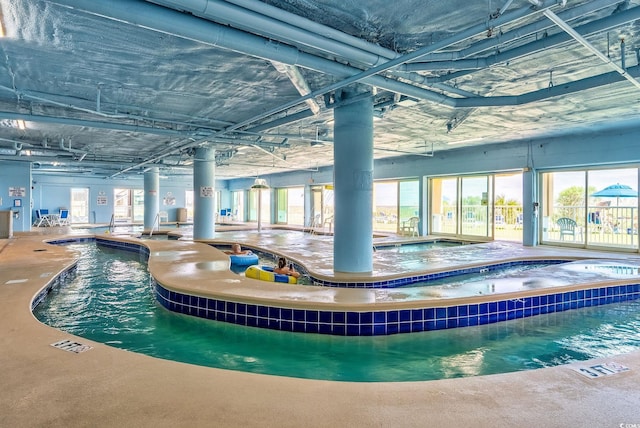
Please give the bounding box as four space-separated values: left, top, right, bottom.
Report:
274 256 300 279
224 243 250 255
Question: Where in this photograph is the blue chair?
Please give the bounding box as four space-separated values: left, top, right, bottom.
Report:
58 209 70 226
33 209 50 227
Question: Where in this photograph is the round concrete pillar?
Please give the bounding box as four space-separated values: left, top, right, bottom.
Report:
193 147 216 240
333 86 374 273
143 167 159 231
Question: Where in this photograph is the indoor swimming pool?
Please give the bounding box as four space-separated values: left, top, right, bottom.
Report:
374 240 471 252
32 242 640 382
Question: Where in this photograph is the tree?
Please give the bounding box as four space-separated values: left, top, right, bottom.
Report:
556 186 596 220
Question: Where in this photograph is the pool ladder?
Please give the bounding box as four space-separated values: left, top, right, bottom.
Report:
108 214 115 234
149 213 160 237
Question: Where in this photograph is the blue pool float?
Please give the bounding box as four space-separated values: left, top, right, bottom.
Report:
229 252 259 266
245 265 297 284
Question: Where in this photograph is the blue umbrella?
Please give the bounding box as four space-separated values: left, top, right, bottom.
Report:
591 183 637 206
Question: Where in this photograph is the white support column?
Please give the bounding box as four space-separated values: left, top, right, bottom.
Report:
193 147 216 240
143 167 159 231
333 85 374 273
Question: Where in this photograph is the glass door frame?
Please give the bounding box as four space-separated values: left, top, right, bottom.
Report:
429 174 496 240
539 166 640 251
70 187 89 224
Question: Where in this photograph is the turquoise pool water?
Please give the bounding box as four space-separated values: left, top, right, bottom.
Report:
33 243 640 382
375 240 467 252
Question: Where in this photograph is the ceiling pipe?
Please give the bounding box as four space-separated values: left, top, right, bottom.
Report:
0 84 231 134
45 0 633 117
403 0 622 64
0 136 30 147
456 63 640 107
223 0 617 77
0 84 130 120
207 0 567 132
221 0 394 60
149 0 393 68
250 144 288 163
498 0 516 16
51 0 454 106
146 0 571 102
405 5 640 73
538 6 640 90
0 111 190 137
49 0 573 127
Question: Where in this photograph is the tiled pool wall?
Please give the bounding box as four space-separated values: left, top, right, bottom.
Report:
153 281 640 336
31 263 78 311
313 260 569 288
210 242 567 288
39 237 640 336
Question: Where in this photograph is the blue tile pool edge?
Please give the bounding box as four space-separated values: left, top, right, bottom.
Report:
35 236 640 336
152 280 640 336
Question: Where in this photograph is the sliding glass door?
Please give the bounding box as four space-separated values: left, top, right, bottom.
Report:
461 176 491 237
113 188 143 223
430 173 523 240
431 177 457 234
541 167 638 250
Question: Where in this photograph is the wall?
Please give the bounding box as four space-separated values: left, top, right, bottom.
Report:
11 123 640 232
228 125 640 190
0 161 31 232
30 174 210 224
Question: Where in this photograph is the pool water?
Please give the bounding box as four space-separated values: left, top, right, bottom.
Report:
375 241 465 252
33 243 640 382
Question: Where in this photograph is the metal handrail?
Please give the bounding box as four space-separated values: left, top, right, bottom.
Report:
149 213 160 237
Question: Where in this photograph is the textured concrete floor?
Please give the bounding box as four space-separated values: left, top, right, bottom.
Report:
1 228 640 427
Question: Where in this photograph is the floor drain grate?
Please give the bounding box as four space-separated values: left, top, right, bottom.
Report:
572 361 629 379
51 339 93 354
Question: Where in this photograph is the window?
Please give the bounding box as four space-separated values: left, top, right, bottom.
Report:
70 188 89 224
541 167 638 250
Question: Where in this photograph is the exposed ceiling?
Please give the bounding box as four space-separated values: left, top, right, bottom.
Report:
1 0 640 179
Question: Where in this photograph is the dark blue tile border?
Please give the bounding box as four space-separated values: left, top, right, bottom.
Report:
31 264 78 310
35 236 640 337
152 279 640 336
312 259 569 288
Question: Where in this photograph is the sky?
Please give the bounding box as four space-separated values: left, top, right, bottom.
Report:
550 168 638 200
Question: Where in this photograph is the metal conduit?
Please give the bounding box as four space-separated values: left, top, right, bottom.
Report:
405 5 640 73
51 0 455 105
456 63 640 107
149 0 391 67
148 0 565 95
168 0 614 100
222 0 395 60
46 0 635 114
210 0 570 131
540 7 640 90
402 0 621 63
0 111 188 136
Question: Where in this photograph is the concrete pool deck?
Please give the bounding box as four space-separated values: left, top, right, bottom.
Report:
1 228 640 427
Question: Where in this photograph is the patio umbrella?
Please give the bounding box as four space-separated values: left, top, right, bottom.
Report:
591 183 638 206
